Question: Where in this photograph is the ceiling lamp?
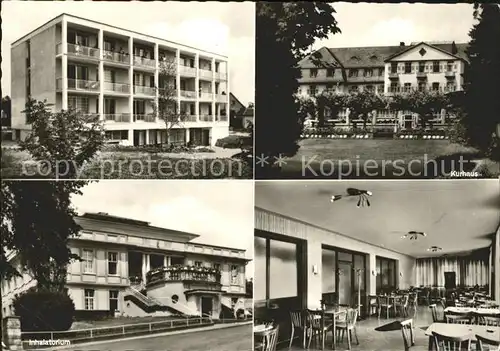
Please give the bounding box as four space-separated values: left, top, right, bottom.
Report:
330 188 372 208
401 231 427 240
427 246 443 252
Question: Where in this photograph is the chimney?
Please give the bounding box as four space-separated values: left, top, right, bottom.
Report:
451 41 458 55
399 42 405 47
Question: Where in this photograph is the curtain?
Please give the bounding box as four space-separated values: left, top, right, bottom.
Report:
416 254 489 287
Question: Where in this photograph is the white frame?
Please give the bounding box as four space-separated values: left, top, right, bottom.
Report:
82 248 95 274
107 251 119 276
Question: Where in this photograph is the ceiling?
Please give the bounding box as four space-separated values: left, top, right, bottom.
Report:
255 180 500 258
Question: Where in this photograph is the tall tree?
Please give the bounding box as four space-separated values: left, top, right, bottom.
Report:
1 181 85 291
255 2 341 178
315 90 347 128
460 3 500 158
345 90 386 130
154 57 188 148
389 90 448 129
20 99 105 179
1 95 12 127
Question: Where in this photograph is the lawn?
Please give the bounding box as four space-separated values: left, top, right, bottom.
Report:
274 138 499 179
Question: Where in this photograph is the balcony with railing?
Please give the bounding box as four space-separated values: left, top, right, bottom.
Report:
146 266 221 287
57 78 100 92
200 115 214 122
103 50 130 65
416 71 427 79
134 86 156 96
215 72 227 81
104 113 131 123
199 69 213 80
134 114 156 122
444 70 455 78
179 65 197 77
199 92 213 100
104 82 130 94
182 114 197 122
180 90 197 99
218 115 229 122
133 56 156 69
388 72 399 79
216 94 227 103
57 43 100 60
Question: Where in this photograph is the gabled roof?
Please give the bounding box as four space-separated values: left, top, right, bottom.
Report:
229 92 245 108
298 47 342 69
241 107 254 117
384 41 468 62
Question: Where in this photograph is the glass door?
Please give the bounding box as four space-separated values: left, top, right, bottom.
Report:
338 261 352 306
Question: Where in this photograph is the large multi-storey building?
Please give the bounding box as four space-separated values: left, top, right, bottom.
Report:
1 213 250 320
298 41 468 130
10 13 230 146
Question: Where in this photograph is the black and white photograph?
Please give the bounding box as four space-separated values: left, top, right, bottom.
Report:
255 3 500 179
1 180 253 350
254 180 500 350
1 1 254 179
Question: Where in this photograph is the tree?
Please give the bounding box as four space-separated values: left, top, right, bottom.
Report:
389 90 448 129
460 3 500 158
20 98 105 179
345 90 387 130
1 95 11 127
315 90 347 128
1 181 85 291
154 57 188 148
297 95 316 129
255 2 341 178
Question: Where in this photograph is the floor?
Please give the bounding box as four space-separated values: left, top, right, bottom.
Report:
286 306 433 351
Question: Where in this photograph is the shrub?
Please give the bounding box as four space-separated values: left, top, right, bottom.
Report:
14 289 75 332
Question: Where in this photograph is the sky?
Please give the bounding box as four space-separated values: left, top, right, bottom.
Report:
1 1 255 105
71 180 254 277
312 3 476 50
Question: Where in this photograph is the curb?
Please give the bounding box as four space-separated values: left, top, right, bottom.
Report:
30 321 253 350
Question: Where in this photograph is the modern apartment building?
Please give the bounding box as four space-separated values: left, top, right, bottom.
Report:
1 212 250 320
298 41 468 129
10 13 230 146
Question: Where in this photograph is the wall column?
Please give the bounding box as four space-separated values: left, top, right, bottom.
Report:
495 227 500 305
195 53 200 122
98 29 104 121
307 240 322 309
141 253 146 284
61 18 68 110
225 60 230 122
154 43 159 122
176 49 181 117
128 37 134 145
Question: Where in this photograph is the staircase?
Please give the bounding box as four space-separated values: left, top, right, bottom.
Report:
124 287 185 316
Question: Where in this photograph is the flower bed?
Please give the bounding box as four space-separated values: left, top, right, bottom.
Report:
394 129 449 140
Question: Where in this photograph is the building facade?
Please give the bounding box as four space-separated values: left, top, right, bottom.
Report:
10 13 230 146
1 213 250 320
298 41 468 130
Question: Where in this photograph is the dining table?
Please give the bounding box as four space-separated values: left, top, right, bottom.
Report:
444 306 500 323
254 324 274 351
425 323 500 351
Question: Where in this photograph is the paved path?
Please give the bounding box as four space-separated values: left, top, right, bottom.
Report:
59 323 252 351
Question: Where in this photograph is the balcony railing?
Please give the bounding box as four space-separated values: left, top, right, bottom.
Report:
179 65 197 77
444 85 457 92
134 85 155 96
146 265 221 286
215 72 227 80
104 113 131 123
445 70 455 78
134 114 156 122
416 71 427 79
182 114 197 122
199 69 213 79
200 115 214 122
180 90 197 98
388 72 399 79
216 94 227 103
63 78 100 92
133 56 156 69
218 115 229 122
103 50 130 64
62 43 100 60
199 92 213 100
104 82 130 94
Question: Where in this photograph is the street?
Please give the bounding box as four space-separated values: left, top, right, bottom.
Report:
60 324 252 351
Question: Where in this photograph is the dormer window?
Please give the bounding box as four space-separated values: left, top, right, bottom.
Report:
310 68 318 78
370 55 378 61
348 69 359 78
350 56 360 61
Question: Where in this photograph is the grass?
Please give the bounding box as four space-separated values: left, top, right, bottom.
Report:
275 138 499 179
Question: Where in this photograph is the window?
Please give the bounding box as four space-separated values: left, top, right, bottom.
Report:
326 68 335 77
308 85 317 96
309 69 318 78
376 257 397 293
390 82 399 93
230 265 239 285
109 290 119 311
390 63 398 74
104 98 116 115
231 297 238 308
364 69 373 77
108 252 118 275
348 85 358 93
365 85 374 93
212 263 221 271
432 61 440 73
432 82 440 91
215 62 220 73
194 261 203 267
84 289 95 310
326 83 333 91
404 62 412 74
418 82 426 92
446 61 453 72
419 62 425 73
105 130 128 140
348 69 358 78
69 96 90 113
378 68 384 76
403 83 412 92
82 249 94 273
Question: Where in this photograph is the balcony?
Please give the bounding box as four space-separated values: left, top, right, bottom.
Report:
445 70 455 78
134 85 156 96
57 43 100 60
103 50 130 65
146 265 221 286
388 72 399 79
134 114 156 122
133 56 156 69
200 115 214 122
199 69 213 80
218 115 229 122
179 65 197 77
58 78 99 92
104 113 131 123
416 71 427 79
216 94 227 103
180 90 196 99
444 85 457 93
199 92 213 100
182 114 197 122
104 82 130 94
215 72 227 81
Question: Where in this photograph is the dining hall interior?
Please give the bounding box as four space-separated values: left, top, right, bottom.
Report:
253 180 500 351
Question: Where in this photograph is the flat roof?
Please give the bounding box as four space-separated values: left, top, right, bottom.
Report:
11 12 228 58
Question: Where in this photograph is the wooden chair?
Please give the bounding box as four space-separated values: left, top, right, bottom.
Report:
368 295 378 316
334 308 359 350
432 332 471 351
289 310 306 349
306 309 333 350
429 304 446 323
445 311 473 325
476 334 500 351
377 296 393 319
263 325 279 351
398 294 410 317
400 319 414 351
407 293 418 317
477 313 500 327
